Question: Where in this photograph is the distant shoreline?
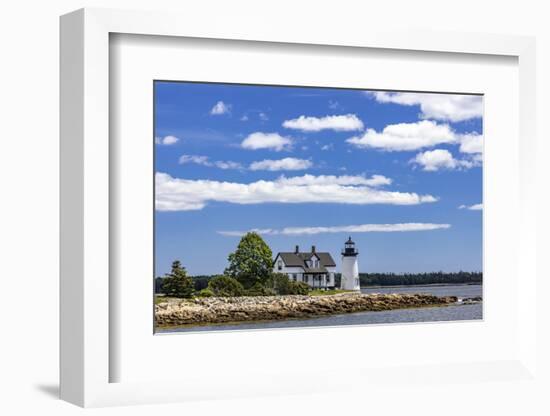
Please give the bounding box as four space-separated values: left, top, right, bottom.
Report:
361 282 481 289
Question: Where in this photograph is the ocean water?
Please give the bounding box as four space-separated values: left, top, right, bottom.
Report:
361 284 482 298
158 284 483 334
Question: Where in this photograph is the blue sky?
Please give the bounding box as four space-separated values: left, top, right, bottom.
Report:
154 81 483 276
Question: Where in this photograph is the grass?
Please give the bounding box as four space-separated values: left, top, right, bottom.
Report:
155 290 354 303
308 289 353 296
155 295 181 305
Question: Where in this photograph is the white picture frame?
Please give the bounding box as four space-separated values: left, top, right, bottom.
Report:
60 7 537 408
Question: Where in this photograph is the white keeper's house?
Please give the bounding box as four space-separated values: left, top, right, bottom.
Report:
273 244 337 290
273 237 361 291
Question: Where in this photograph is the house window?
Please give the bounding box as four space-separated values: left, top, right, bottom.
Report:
292 274 297 281
277 260 283 271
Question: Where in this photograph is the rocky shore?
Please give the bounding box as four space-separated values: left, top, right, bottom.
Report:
155 292 458 327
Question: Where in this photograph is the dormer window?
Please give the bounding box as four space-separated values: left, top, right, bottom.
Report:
277 260 283 270
310 256 319 268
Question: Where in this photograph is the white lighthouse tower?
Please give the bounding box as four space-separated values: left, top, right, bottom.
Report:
340 236 360 291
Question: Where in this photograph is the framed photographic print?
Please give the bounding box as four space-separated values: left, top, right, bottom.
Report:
153 81 484 334
60 8 538 408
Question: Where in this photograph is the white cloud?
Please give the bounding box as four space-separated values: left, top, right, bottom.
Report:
210 101 231 115
459 133 483 154
347 120 484 158
218 222 451 237
240 114 249 121
155 172 437 211
218 229 276 237
178 155 243 170
179 155 313 171
249 158 313 171
347 120 457 152
412 149 458 171
411 149 479 171
321 144 334 151
241 132 292 151
276 173 392 187
155 135 179 145
471 153 483 164
179 155 210 166
283 114 364 132
368 91 483 122
259 112 269 121
214 161 244 170
458 203 483 211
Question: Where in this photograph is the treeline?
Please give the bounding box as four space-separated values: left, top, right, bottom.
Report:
354 271 482 287
156 271 482 293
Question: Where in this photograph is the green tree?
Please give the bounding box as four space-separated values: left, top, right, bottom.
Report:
207 275 245 297
161 260 195 298
246 282 277 297
224 232 273 289
154 276 164 294
197 288 214 297
266 273 310 295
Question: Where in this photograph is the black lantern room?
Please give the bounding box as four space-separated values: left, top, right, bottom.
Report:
342 236 358 257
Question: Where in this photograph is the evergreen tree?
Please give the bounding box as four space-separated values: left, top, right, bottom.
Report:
154 276 164 294
161 260 195 298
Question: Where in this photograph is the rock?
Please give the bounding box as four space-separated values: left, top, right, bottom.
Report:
460 296 482 304
155 292 457 327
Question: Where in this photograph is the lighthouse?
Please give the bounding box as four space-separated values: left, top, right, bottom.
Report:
340 236 360 291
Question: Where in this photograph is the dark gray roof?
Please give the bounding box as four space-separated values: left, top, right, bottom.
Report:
303 266 329 273
316 252 337 267
276 250 336 271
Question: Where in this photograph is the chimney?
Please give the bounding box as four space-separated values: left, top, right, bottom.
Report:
295 245 299 254
311 245 316 253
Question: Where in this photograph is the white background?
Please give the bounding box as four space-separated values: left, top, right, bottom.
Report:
112 34 519 383
1 1 549 415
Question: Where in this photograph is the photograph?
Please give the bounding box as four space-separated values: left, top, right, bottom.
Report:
153 81 483 333
2 0 544 413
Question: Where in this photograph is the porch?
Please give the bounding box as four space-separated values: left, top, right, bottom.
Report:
302 273 334 290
